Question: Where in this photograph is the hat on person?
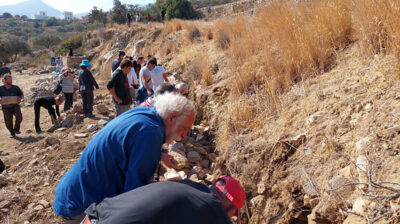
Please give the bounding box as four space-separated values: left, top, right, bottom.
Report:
213 176 246 222
79 60 92 67
6 65 11 69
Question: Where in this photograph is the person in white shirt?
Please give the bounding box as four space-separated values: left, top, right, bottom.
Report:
150 59 169 91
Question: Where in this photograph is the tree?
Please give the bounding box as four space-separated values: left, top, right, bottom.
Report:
32 34 62 49
0 36 31 62
88 6 108 26
111 0 128 24
2 12 12 19
21 15 28 20
42 17 58 27
165 0 195 20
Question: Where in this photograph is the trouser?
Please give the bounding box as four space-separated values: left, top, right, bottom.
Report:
129 88 136 102
114 102 131 116
63 92 73 111
2 105 22 135
51 57 56 65
33 102 42 132
62 213 85 224
81 90 94 116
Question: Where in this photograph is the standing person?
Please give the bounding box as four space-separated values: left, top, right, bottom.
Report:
78 60 99 118
126 13 132 27
0 64 11 78
59 68 74 112
137 58 156 104
133 56 144 79
107 60 133 116
81 176 246 224
55 57 62 74
135 13 141 22
147 13 152 27
111 51 125 74
53 93 195 223
0 158 4 174
0 75 23 138
68 48 74 57
161 8 166 23
50 49 56 65
33 95 63 134
123 56 139 102
150 59 169 91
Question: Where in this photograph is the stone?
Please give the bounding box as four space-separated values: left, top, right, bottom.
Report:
38 199 50 208
87 124 98 132
27 203 36 209
302 181 319 197
191 166 207 179
74 114 84 124
24 221 30 224
339 165 355 180
72 104 83 114
74 133 89 138
257 182 266 194
356 155 368 187
203 126 210 136
187 151 201 163
97 104 109 114
28 159 39 166
289 134 306 148
343 214 365 224
205 174 217 183
327 175 354 197
356 137 370 154
189 174 201 182
169 142 185 153
55 127 68 132
195 146 208 155
196 134 204 141
208 153 217 162
61 115 74 128
164 169 187 181
45 137 60 145
98 119 109 126
352 197 366 214
34 204 44 211
169 151 189 169
200 159 210 168
0 200 11 208
250 195 265 208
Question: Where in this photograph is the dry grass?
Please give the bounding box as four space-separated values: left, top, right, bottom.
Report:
164 19 183 35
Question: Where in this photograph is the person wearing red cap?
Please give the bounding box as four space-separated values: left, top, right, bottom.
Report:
80 176 246 224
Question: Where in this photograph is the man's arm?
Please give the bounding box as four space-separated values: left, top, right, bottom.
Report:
109 88 122 104
142 73 152 95
163 73 169 82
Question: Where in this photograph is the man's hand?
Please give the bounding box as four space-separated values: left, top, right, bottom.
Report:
161 152 176 169
115 97 123 104
51 116 57 124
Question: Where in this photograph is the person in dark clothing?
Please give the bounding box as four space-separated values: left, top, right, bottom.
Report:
0 158 4 174
111 51 125 73
161 8 166 23
0 64 11 78
0 74 23 138
34 95 64 134
78 60 99 118
82 176 246 224
133 56 144 80
126 13 132 27
107 59 133 116
68 48 74 57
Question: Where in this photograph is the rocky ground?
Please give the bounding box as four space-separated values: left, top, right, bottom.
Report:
0 69 218 223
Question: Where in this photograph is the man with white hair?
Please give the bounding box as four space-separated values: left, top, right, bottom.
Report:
53 93 195 223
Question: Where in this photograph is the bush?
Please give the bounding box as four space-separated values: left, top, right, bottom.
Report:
166 0 196 20
32 33 62 49
56 33 85 55
0 35 31 62
42 17 58 27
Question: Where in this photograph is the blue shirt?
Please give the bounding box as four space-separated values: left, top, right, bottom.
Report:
53 107 165 218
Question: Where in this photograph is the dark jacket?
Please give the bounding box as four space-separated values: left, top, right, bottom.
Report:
107 69 132 105
112 59 122 73
78 68 99 92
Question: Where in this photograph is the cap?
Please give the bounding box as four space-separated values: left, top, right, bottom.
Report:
213 176 246 222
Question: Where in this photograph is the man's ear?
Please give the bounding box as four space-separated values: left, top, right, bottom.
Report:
167 111 179 125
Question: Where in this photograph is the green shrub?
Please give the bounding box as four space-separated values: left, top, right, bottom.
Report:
56 33 85 55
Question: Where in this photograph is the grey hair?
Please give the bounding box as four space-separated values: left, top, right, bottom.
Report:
154 92 194 123
175 82 189 94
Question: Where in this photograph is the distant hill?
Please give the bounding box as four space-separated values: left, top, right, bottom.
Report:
0 0 61 18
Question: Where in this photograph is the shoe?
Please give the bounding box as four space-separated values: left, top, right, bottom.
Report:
87 114 95 118
9 133 15 138
14 130 21 134
37 130 44 134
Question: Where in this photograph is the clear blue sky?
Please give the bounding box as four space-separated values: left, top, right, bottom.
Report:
0 0 156 13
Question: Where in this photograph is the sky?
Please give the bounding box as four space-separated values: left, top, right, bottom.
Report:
0 0 156 14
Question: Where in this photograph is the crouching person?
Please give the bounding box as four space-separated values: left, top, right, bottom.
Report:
34 95 63 134
53 92 195 223
81 176 246 224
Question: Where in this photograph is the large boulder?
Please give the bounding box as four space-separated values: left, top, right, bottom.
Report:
97 104 109 114
169 151 189 169
187 151 201 163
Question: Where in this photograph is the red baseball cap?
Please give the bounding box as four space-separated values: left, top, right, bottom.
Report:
213 176 246 223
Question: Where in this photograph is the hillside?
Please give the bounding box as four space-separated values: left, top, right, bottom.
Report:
1 0 400 223
0 0 61 17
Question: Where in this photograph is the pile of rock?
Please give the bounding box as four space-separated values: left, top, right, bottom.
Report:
162 125 218 184
24 75 59 106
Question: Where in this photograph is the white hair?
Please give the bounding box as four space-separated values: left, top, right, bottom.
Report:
175 82 189 95
154 92 194 123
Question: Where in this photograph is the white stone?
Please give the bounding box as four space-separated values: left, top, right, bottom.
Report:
352 197 366 214
38 199 50 208
98 119 109 126
356 155 368 185
356 137 370 154
34 204 44 211
87 124 98 132
74 133 89 138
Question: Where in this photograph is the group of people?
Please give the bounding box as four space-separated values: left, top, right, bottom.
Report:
126 8 167 27
0 51 247 223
